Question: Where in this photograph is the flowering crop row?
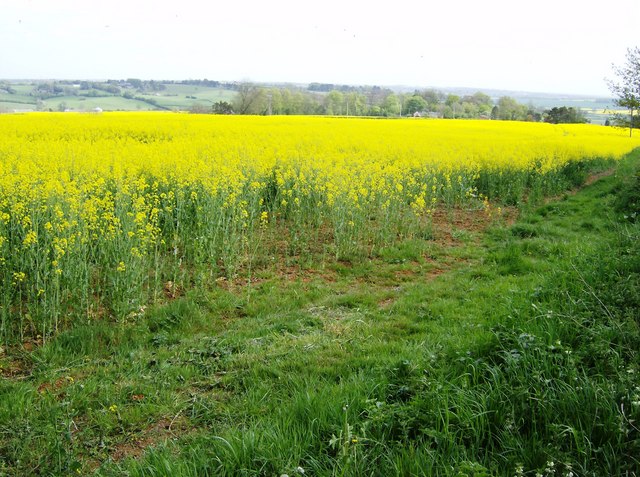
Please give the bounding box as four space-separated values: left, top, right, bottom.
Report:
1 112 638 342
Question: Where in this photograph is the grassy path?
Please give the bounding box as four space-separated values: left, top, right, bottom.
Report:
1 153 639 476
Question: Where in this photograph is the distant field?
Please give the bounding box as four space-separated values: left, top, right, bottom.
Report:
532 97 614 110
40 95 159 111
0 87 39 110
580 108 634 125
512 96 617 125
0 101 35 112
7 83 37 95
0 93 35 104
139 88 235 110
0 81 236 112
161 83 236 100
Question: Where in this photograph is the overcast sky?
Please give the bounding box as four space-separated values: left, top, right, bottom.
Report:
2 0 638 96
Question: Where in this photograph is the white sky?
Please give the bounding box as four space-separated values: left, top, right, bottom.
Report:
1 0 638 96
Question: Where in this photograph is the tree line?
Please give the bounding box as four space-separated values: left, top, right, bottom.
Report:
205 82 588 124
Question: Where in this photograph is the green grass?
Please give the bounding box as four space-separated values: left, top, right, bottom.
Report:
155 84 236 107
7 84 37 95
41 95 159 111
1 153 639 475
138 90 235 110
0 93 36 104
0 82 237 113
0 101 37 112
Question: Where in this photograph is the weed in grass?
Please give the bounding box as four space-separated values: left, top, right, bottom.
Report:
510 223 539 239
490 242 534 276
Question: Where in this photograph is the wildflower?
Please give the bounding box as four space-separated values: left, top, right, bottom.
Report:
22 230 37 247
260 210 269 227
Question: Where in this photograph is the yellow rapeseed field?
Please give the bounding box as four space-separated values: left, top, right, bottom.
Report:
1 112 639 340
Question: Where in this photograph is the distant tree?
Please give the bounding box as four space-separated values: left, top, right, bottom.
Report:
526 108 543 122
366 86 390 110
445 94 460 107
607 46 640 137
419 89 444 112
439 105 452 119
468 92 491 105
308 83 335 92
466 92 493 115
493 96 527 121
442 95 460 118
147 80 166 92
127 78 143 89
84 83 121 95
544 106 588 124
345 92 367 115
381 93 400 117
291 91 305 114
232 83 266 114
325 90 344 115
0 82 17 94
461 101 479 118
280 89 295 114
404 95 427 115
211 101 234 114
268 89 283 114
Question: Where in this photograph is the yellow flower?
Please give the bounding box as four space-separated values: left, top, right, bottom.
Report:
22 230 37 247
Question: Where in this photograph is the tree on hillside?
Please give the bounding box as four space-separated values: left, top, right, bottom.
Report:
544 106 588 124
607 47 640 137
381 93 400 117
325 90 344 115
404 95 427 115
268 88 284 114
420 89 445 112
493 96 527 121
465 92 493 115
443 94 461 119
127 78 143 89
233 83 266 114
345 92 368 116
211 101 234 114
